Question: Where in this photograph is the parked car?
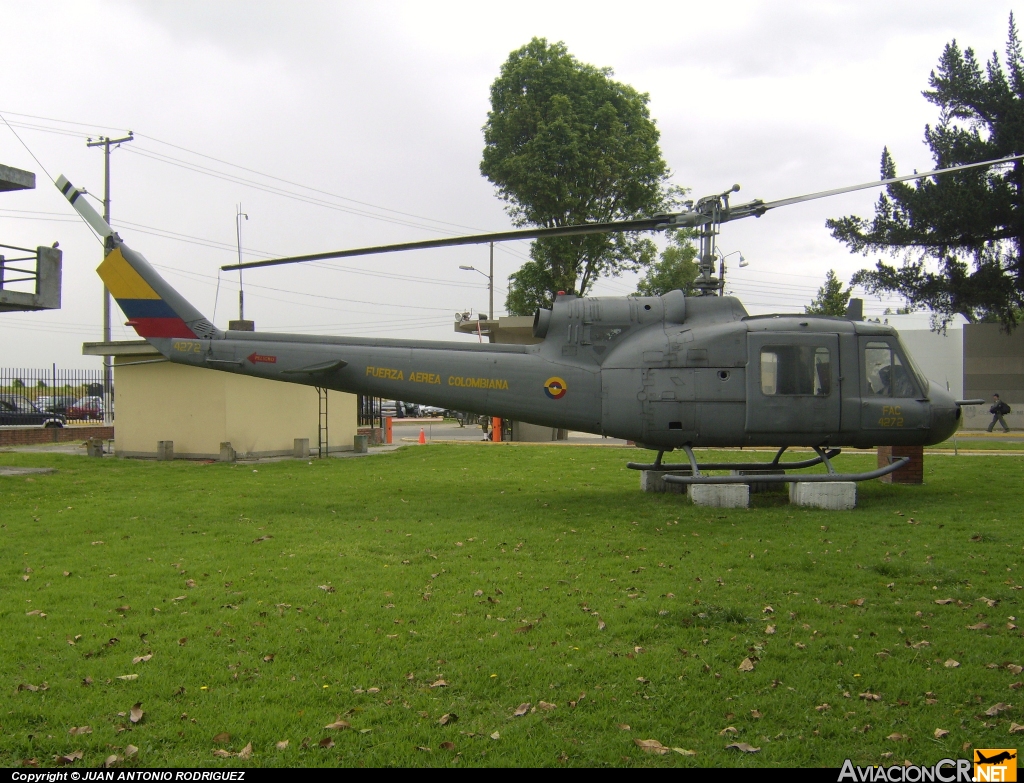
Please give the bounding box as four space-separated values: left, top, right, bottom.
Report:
419 405 445 418
66 395 107 421
0 395 66 427
35 395 78 415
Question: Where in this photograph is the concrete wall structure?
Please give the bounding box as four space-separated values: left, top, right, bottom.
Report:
84 341 357 459
962 323 1024 431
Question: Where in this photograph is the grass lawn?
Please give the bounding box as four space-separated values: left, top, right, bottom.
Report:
1 445 1022 768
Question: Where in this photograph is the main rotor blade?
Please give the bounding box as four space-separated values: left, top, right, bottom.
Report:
750 153 1024 214
221 217 666 271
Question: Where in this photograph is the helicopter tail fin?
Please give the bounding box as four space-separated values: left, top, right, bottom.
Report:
56 175 221 341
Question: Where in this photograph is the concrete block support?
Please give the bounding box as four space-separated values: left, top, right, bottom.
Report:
293 438 310 458
219 442 235 462
353 434 369 454
640 470 687 493
156 441 174 461
86 438 104 457
789 481 857 510
688 483 749 508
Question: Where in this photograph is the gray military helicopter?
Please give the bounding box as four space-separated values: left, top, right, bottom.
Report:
57 155 1014 484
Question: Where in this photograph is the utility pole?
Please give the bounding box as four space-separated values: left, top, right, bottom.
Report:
86 131 134 426
236 204 248 320
488 242 494 322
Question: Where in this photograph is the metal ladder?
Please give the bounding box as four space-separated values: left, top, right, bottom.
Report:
315 386 328 458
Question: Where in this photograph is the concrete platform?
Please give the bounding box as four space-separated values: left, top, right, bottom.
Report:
640 470 688 493
687 483 749 508
0 467 56 477
789 481 856 510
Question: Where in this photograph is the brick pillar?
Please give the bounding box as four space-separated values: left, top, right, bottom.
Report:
877 445 924 484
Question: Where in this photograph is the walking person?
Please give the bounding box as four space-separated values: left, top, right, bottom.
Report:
987 393 1011 433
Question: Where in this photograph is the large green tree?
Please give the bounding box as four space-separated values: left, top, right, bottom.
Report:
827 15 1024 328
481 38 672 315
805 269 852 316
634 230 699 296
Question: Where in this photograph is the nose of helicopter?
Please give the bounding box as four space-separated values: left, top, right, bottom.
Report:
927 381 961 445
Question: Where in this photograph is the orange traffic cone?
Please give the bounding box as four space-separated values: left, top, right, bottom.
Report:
418 428 426 444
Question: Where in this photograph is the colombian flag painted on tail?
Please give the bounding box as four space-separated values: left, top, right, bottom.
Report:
97 247 196 338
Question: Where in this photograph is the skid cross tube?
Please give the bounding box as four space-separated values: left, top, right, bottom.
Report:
661 455 910 485
627 446 842 473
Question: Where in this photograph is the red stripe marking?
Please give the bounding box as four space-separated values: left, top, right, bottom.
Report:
126 317 196 338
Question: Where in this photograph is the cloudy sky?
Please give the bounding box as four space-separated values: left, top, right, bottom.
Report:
0 1 1016 367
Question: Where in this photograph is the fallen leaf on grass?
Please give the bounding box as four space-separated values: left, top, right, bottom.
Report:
726 743 760 753
944 659 960 668
129 703 144 724
719 727 739 736
598 621 606 631
1007 665 1023 675
103 754 120 768
816 704 831 712
738 658 756 672
438 713 457 726
276 740 289 750
417 746 431 752
513 703 531 717
967 623 991 630
490 732 500 740
750 710 762 719
116 674 138 681
324 720 351 730
935 599 954 605
54 750 83 765
68 726 92 735
21 759 38 767
795 643 807 650
318 585 335 593
538 701 556 711
849 599 865 606
985 703 1012 717
430 679 448 688
319 737 334 749
888 733 908 741
634 738 670 755
765 625 776 635
513 624 533 634
617 724 630 731
934 729 949 739
25 609 42 616
859 693 882 702
125 745 138 758
1011 683 1023 690
132 654 152 664
185 579 196 588
1009 723 1024 734
672 748 697 756
212 749 234 758
979 597 999 608
636 677 650 684
252 535 273 543
238 743 252 760
213 732 231 744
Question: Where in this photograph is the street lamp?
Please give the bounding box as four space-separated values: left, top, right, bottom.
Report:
459 242 494 320
716 250 746 295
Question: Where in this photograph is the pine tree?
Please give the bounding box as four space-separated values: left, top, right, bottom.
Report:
805 270 852 316
827 14 1024 328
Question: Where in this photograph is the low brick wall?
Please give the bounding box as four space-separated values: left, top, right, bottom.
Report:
357 426 385 446
0 426 114 447
877 445 924 484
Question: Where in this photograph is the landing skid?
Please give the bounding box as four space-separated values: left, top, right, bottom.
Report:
626 446 909 485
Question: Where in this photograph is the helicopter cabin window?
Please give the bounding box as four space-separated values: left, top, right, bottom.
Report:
760 346 831 396
864 341 916 398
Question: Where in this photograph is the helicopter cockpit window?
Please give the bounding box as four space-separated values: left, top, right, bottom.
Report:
760 346 831 396
864 341 916 398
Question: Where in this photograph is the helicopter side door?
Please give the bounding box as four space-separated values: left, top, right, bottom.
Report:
745 333 840 437
858 337 930 438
